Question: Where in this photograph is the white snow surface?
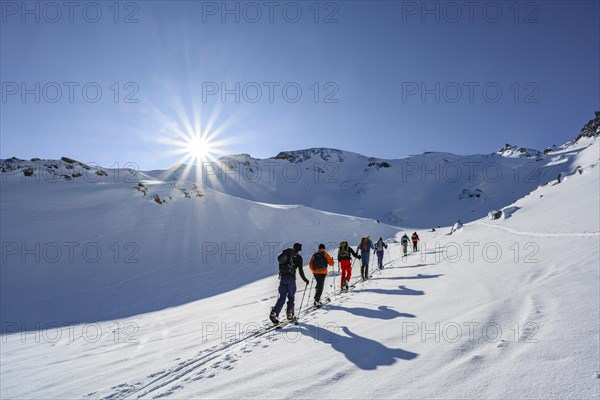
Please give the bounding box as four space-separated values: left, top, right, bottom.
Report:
1 139 599 399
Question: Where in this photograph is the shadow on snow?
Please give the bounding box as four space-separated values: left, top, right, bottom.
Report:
354 285 425 296
384 263 433 270
375 274 444 280
288 324 418 370
325 304 416 320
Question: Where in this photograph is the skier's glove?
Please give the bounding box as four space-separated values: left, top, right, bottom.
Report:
303 278 310 285
358 255 362 260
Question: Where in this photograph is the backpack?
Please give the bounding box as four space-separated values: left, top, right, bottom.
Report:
360 237 368 251
278 249 295 274
401 236 409 245
312 251 328 270
338 241 350 259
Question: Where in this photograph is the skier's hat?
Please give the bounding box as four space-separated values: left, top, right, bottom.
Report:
318 243 326 249
293 243 302 252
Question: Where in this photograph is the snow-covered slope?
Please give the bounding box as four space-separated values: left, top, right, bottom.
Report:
1 138 598 399
0 157 398 331
1 115 599 399
145 139 593 229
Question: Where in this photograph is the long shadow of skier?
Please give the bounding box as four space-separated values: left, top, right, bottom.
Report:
386 263 432 270
355 285 425 296
377 274 444 280
325 305 416 320
289 324 418 369
421 250 444 255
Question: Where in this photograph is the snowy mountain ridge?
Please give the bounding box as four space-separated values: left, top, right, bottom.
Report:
0 156 113 181
144 120 598 228
4 114 597 229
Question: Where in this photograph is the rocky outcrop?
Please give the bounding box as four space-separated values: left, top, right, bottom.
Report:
459 188 487 200
364 158 391 172
273 148 345 164
575 111 600 141
497 144 543 159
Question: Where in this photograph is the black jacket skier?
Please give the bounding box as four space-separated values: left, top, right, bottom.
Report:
270 243 309 324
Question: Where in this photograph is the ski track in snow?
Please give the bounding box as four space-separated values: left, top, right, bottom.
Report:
94 268 392 399
95 327 271 399
475 221 599 238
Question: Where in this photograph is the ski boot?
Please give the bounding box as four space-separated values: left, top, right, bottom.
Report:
286 309 297 321
269 308 280 324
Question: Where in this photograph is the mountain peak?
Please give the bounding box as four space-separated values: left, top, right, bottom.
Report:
272 148 352 163
0 156 108 181
497 144 543 159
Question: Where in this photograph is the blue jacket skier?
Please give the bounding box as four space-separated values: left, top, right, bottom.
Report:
270 243 309 324
374 237 388 269
357 236 375 280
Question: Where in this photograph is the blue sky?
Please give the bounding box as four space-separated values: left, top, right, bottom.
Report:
1 0 598 169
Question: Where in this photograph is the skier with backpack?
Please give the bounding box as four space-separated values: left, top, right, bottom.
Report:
357 236 375 280
337 241 360 290
309 244 334 307
411 232 420 252
269 243 310 324
400 233 410 256
374 237 388 269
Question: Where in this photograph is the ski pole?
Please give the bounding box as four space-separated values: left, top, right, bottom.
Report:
298 281 309 318
307 277 314 307
332 267 336 294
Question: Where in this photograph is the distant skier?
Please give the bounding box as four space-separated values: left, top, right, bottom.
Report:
357 236 375 280
411 232 420 252
400 233 410 256
450 219 463 234
309 244 334 307
269 243 309 324
337 241 360 290
374 237 388 269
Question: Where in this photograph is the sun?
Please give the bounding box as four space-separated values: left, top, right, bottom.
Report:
152 92 240 183
186 134 213 162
